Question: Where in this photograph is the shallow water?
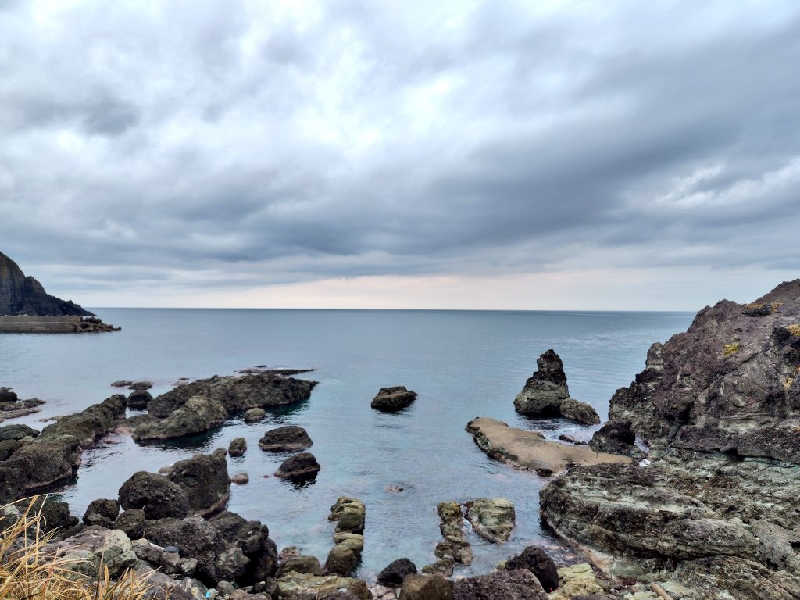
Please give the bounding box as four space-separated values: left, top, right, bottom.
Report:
0 308 692 578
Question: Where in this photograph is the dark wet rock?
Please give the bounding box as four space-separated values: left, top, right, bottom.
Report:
167 451 230 516
129 380 153 391
243 407 266 423
504 546 559 592
0 436 81 502
0 423 39 441
513 350 600 425
0 388 17 403
557 433 586 445
275 452 320 481
0 250 93 316
259 425 313 452
119 471 190 520
35 497 79 534
144 515 225 584
83 497 120 528
149 372 317 419
371 386 417 412
278 555 324 577
328 497 366 534
128 389 152 410
377 558 417 587
589 420 641 458
325 544 359 576
132 395 227 441
115 508 146 539
399 574 452 600
464 497 515 543
433 501 471 566
453 569 548 600
208 511 278 583
229 437 247 457
111 380 133 388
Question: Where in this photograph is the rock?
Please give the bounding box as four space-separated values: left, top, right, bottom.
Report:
244 408 266 423
466 417 630 476
21 497 79 535
231 472 249 485
49 526 137 578
0 439 21 460
129 380 153 391
371 386 417 413
149 372 317 419
547 564 603 600
377 558 417 587
132 395 228 441
132 538 195 575
399 574 452 600
464 498 515 543
40 394 127 447
589 420 641 458
513 350 599 424
0 388 17 403
557 433 585 445
276 571 371 600
325 544 359 576
279 555 324 577
115 508 146 539
208 511 278 583
144 515 225 584
168 451 231 516
111 380 133 388
275 452 320 481
259 425 313 452
229 437 247 457
0 436 81 502
333 532 364 555
128 389 152 410
328 497 366 534
0 250 93 316
119 471 190 519
0 423 39 441
434 501 471 565
504 546 559 592
452 569 548 600
83 498 120 528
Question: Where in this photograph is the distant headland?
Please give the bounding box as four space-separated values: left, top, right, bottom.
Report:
0 251 118 333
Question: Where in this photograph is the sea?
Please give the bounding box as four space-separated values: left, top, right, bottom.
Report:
0 308 692 578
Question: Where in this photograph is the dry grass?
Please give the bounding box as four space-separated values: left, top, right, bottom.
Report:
723 342 740 357
0 497 156 600
787 324 800 337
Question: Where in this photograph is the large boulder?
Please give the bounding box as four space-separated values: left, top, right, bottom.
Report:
48 527 137 578
83 498 120 528
259 425 313 452
377 558 417 587
118 471 190 519
143 516 225 584
209 511 278 583
513 350 599 425
504 546 559 592
371 386 417 413
0 388 18 403
168 450 230 516
0 436 81 502
324 544 359 576
148 372 317 419
453 569 548 600
399 574 452 600
132 395 227 441
275 452 320 481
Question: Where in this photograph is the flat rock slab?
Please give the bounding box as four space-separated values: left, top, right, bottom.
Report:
466 417 630 476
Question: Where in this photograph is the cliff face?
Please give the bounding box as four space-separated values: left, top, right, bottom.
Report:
0 252 92 316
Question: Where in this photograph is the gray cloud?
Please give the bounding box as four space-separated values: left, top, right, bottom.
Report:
1 1 799 305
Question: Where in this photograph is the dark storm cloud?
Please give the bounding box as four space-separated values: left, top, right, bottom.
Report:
1 0 800 298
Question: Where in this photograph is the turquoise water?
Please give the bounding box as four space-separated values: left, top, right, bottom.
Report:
0 308 692 578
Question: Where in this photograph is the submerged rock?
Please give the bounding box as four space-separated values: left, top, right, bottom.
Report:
275 452 321 481
464 497 515 543
371 386 417 413
259 425 313 452
466 417 630 476
513 349 600 425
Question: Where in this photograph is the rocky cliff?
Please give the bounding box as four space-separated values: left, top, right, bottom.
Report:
539 279 800 599
0 251 92 316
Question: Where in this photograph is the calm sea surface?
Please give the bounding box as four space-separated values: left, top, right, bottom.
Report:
0 308 692 578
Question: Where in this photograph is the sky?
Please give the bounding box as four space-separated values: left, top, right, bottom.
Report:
1 0 799 310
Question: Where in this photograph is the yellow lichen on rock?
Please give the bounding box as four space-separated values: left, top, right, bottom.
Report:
547 563 603 600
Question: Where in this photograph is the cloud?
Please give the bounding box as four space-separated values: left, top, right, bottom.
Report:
0 0 799 308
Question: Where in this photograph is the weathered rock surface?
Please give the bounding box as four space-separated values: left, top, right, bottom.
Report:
433 501 472 566
0 396 45 422
132 395 227 441
276 452 320 481
48 526 137 578
466 417 630 476
400 574 452 600
453 569 548 600
119 471 190 520
167 450 230 516
377 558 417 587
127 389 152 410
149 372 317 419
229 437 247 457
540 280 800 599
464 498 515 543
0 251 92 316
115 508 145 539
504 546 559 593
371 386 417 413
278 554 323 577
588 420 641 458
83 497 120 528
0 423 38 441
513 350 600 425
276 571 371 600
325 543 360 576
259 425 313 452
328 497 366 534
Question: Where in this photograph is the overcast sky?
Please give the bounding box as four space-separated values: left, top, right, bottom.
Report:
1 1 799 310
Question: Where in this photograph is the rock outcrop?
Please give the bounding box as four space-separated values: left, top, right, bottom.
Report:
540 280 800 599
0 251 92 316
371 386 417 413
513 350 600 424
259 425 313 452
464 498 515 543
466 417 630 476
